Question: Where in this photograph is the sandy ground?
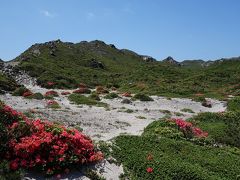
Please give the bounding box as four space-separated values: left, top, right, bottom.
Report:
0 85 227 180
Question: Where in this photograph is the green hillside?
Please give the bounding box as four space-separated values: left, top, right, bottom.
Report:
11 39 240 98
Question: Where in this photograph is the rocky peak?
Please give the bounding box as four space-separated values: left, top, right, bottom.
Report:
162 56 179 65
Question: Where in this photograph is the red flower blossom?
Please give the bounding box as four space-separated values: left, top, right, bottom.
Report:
146 167 153 173
10 160 19 170
23 91 33 97
122 92 132 97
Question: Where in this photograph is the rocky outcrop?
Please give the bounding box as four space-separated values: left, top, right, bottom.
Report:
162 56 180 65
141 55 156 62
0 63 37 86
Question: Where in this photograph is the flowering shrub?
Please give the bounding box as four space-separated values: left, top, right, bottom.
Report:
96 86 109 94
0 102 103 175
45 91 59 97
174 118 208 138
47 100 60 109
122 92 132 97
61 91 71 95
73 88 91 94
22 91 33 97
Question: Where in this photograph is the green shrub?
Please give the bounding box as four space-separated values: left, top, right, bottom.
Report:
33 92 44 100
133 93 153 101
68 94 107 107
190 112 240 147
104 92 119 99
227 96 240 111
89 93 101 101
12 87 28 96
113 135 240 180
181 108 194 113
28 92 44 100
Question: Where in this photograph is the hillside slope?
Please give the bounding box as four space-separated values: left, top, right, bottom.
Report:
9 39 240 98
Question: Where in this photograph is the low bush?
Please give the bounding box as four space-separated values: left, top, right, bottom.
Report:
89 93 100 101
68 94 107 107
12 87 29 96
104 93 119 99
31 92 44 100
133 93 153 101
47 100 61 109
73 88 91 94
45 90 59 97
181 108 194 113
61 91 71 95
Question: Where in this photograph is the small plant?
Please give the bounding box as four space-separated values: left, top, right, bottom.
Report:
12 87 28 96
160 109 171 115
22 91 33 97
68 94 107 107
125 109 134 113
45 90 59 97
181 108 194 113
136 116 146 119
104 92 119 99
47 100 61 109
61 91 71 95
133 93 153 101
31 92 44 100
89 93 101 101
73 88 91 94
96 86 109 94
174 112 184 116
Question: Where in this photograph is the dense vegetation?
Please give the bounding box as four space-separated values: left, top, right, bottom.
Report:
112 118 240 179
111 97 240 179
11 39 240 98
0 73 17 94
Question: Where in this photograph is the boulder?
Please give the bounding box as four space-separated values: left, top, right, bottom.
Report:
121 98 132 104
202 100 212 108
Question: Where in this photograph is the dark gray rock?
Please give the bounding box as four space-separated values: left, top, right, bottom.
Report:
202 100 212 108
121 98 132 104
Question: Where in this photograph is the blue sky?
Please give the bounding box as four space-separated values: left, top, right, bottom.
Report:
1 0 240 61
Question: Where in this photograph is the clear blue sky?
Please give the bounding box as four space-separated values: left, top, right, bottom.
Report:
1 0 240 61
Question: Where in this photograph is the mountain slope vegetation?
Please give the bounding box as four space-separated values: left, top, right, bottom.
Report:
10 39 240 98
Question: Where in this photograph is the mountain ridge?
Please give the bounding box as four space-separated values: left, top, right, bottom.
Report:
1 39 240 98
